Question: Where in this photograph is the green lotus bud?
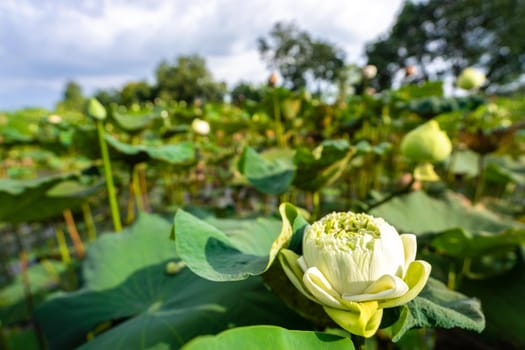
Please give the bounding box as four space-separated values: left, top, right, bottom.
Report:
280 212 431 337
165 261 185 275
401 120 452 163
86 98 107 120
457 67 486 90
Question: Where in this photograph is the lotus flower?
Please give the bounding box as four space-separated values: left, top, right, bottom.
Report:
280 212 431 337
47 114 63 124
191 118 210 136
362 65 378 80
457 67 486 90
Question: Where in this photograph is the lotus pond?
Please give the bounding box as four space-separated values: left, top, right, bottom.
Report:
1 79 525 349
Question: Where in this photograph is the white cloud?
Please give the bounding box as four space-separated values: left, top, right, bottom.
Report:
208 50 268 87
0 0 403 109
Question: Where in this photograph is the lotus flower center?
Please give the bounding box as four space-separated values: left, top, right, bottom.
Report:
308 212 380 251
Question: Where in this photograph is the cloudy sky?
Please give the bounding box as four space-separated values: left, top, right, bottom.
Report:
0 0 403 110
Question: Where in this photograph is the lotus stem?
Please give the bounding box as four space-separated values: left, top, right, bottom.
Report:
13 227 47 350
126 179 135 224
55 226 71 265
138 164 150 212
447 261 457 290
63 209 85 259
55 226 77 290
312 191 321 220
40 259 60 284
473 154 485 204
96 120 122 232
272 89 285 148
0 322 9 350
366 175 415 211
132 165 145 213
446 147 458 183
81 203 97 242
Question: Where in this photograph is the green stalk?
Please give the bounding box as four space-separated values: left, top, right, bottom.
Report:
55 227 77 290
13 228 47 350
125 179 135 224
312 191 321 220
447 261 457 290
473 154 486 204
132 165 145 213
138 165 150 212
273 89 285 148
55 227 71 265
81 203 97 242
446 147 458 183
0 322 10 350
366 175 415 211
96 120 122 232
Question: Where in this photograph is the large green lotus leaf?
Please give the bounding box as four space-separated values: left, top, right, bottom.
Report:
46 179 105 198
173 203 308 281
396 81 444 99
104 134 196 167
39 265 309 350
448 152 525 184
293 139 353 192
111 110 157 133
431 228 525 259
404 96 486 118
369 190 514 235
460 254 525 346
182 326 354 350
237 147 296 195
446 150 480 177
82 212 175 290
485 155 525 186
1 126 34 145
0 260 66 325
0 172 103 223
70 126 100 159
36 213 310 350
389 278 485 342
3 327 39 350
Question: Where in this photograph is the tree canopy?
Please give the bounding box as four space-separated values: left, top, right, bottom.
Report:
257 22 346 91
366 0 525 91
57 81 85 111
155 55 226 103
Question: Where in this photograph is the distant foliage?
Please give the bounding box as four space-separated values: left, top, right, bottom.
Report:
258 22 346 91
57 81 85 111
366 0 525 92
154 55 226 104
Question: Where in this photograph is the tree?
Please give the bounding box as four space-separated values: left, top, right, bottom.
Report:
366 0 525 92
230 82 264 105
258 22 346 91
93 88 120 106
58 80 85 111
119 81 153 106
154 55 226 103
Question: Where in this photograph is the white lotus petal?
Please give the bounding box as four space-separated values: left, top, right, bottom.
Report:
342 274 408 302
298 255 308 272
303 267 342 309
400 234 417 273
